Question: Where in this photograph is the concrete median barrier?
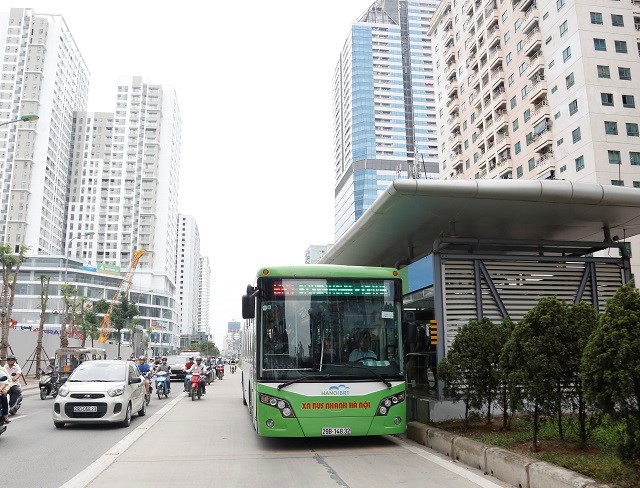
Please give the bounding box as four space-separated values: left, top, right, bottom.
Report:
407 421 429 446
485 447 532 488
529 461 605 488
452 436 487 472
427 428 457 458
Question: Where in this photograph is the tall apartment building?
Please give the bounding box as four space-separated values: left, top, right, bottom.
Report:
176 214 201 335
198 256 211 336
305 244 333 264
333 0 441 241
430 0 640 184
0 8 89 254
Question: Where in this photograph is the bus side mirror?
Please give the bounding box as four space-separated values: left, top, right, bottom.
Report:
242 294 255 319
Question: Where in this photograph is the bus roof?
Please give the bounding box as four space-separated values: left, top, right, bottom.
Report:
255 265 399 280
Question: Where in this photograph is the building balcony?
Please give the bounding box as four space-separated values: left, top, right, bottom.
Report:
443 13 453 31
448 99 460 115
521 4 539 32
450 152 463 167
450 118 461 133
633 0 640 15
492 90 506 110
485 4 498 25
526 51 544 78
533 151 555 174
448 131 462 146
531 99 550 125
445 80 459 97
494 112 508 131
495 131 510 151
524 28 542 56
528 77 547 103
444 45 456 64
533 128 553 153
447 113 460 126
464 0 474 16
497 151 511 166
519 0 535 12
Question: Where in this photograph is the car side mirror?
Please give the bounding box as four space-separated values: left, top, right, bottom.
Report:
129 376 142 384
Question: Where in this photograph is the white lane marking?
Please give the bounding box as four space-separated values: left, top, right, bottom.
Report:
387 435 505 488
60 395 183 488
6 414 28 421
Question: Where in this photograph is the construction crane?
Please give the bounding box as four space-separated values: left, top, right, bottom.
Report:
98 249 147 344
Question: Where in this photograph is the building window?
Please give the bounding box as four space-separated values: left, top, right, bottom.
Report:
557 0 565 10
590 12 603 24
569 99 578 115
516 40 523 52
611 14 624 27
622 94 635 108
517 165 523 178
563 46 571 62
502 11 508 22
506 52 512 64
508 73 515 86
524 109 531 122
608 150 622 164
513 119 519 131
528 157 535 170
510 96 517 109
575 155 585 171
521 86 528 99
572 127 581 143
515 141 521 154
633 181 640 188
560 165 567 173
619 67 632 80
565 72 574 88
554 111 561 119
514 19 522 31
549 60 555 69
630 152 640 165
551 85 558 94
560 21 568 36
557 138 564 146
593 38 607 51
611 180 624 186
627 123 639 136
601 93 614 106
615 40 628 53
605 121 618 135
526 132 534 145
597 65 611 78
519 63 527 75
504 32 511 43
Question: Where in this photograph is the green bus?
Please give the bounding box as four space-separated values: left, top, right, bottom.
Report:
240 265 406 437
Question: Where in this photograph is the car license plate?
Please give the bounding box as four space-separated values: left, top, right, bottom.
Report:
73 405 98 413
321 427 351 436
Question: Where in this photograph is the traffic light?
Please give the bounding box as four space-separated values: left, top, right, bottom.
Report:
429 319 438 345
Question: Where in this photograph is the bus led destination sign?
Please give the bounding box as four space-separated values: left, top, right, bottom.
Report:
272 281 387 297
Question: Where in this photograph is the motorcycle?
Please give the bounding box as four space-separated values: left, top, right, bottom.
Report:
189 372 204 401
155 371 170 400
39 373 59 400
0 374 7 438
216 364 224 381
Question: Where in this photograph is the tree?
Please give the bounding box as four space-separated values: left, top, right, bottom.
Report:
59 283 75 348
194 341 220 358
0 244 27 361
108 293 139 359
501 296 569 452
75 298 98 348
35 275 51 378
582 282 640 462
565 301 601 449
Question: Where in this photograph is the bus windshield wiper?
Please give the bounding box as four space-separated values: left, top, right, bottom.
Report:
277 374 333 390
325 363 392 388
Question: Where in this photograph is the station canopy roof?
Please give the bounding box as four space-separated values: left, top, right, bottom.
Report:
320 179 640 267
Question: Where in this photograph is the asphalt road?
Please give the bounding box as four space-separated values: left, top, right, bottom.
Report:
1 380 172 487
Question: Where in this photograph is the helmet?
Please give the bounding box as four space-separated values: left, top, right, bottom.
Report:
195 357 202 362
189 356 194 360
7 355 16 360
138 356 145 361
161 356 167 361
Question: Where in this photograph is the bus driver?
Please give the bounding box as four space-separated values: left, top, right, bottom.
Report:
349 332 377 362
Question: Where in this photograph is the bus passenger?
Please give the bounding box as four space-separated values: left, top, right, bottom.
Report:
349 332 377 362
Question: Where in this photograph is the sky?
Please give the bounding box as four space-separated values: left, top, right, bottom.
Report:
15 0 375 346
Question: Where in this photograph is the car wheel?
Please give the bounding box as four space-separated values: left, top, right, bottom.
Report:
138 398 147 417
54 421 65 429
121 403 132 427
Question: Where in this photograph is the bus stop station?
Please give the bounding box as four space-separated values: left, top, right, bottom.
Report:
320 179 640 421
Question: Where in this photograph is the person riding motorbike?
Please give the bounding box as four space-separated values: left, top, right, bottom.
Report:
183 356 195 391
215 356 225 379
5 355 22 412
0 363 10 424
154 356 171 393
137 356 152 395
187 357 207 395
229 358 237 373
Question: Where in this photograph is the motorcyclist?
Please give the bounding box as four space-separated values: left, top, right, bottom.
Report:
137 356 152 395
187 357 207 395
216 356 225 379
230 358 237 373
0 363 10 424
5 355 22 410
154 356 171 394
183 356 195 391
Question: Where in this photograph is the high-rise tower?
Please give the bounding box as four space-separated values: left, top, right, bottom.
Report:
198 256 211 336
0 8 89 254
176 214 201 335
333 0 441 240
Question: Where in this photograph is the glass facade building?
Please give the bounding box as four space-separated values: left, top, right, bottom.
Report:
333 0 441 241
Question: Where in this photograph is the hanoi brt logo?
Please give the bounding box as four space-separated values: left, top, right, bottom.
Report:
321 384 350 396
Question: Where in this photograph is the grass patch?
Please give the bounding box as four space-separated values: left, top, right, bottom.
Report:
434 416 640 488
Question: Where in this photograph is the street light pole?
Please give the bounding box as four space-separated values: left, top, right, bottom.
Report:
0 114 39 127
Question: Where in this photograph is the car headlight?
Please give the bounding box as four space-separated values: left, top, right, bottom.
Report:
108 386 125 397
58 385 70 397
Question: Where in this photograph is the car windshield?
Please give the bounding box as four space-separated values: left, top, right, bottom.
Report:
167 356 188 364
68 362 126 382
258 277 403 382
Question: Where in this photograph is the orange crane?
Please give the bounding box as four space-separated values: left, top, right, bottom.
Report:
98 249 147 344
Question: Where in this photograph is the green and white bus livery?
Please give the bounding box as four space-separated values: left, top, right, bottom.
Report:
241 265 406 437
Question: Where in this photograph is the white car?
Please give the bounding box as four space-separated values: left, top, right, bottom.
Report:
53 360 147 428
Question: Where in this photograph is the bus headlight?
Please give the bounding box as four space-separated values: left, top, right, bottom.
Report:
260 393 296 418
376 391 406 416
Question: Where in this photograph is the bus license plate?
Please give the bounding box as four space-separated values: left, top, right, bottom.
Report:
74 405 97 413
322 427 351 436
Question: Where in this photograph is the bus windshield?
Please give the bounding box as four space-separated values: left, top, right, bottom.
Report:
258 277 403 382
